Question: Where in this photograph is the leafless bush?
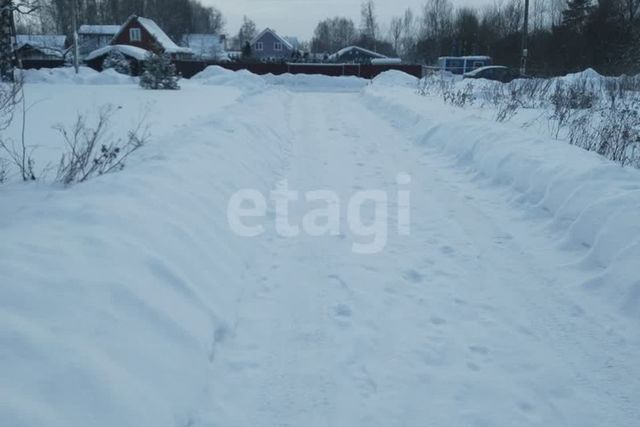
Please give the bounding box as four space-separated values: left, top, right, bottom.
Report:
495 90 522 122
417 76 441 96
55 105 149 186
565 97 640 167
510 78 554 108
443 81 476 107
595 100 640 167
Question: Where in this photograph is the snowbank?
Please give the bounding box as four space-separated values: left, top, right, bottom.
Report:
561 67 603 81
364 81 640 318
192 66 368 92
20 67 137 85
371 70 419 88
263 72 368 92
190 66 266 93
0 88 293 427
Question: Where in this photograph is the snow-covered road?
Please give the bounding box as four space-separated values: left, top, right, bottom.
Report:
1 71 638 427
209 92 639 426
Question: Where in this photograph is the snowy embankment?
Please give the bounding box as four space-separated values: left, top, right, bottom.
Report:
365 71 640 317
1 70 294 426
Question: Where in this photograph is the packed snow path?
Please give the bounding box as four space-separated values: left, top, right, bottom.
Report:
209 92 638 427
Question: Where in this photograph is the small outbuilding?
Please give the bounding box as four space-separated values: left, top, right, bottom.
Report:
78 25 120 57
329 46 388 64
14 35 67 68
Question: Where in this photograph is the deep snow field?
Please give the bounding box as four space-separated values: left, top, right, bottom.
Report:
1 66 639 427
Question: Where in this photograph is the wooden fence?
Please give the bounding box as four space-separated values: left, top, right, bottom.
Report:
174 61 424 80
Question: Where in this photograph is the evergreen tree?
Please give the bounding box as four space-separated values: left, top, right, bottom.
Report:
102 50 131 75
139 52 179 90
241 41 252 59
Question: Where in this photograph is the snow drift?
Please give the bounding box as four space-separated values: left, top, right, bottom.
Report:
365 72 640 318
20 67 137 85
192 66 368 92
0 86 293 427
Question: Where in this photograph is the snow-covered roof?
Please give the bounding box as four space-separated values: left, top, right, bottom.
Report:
78 25 120 35
330 46 388 61
16 34 66 49
250 28 293 50
112 15 192 54
438 55 492 61
85 44 150 61
15 34 67 57
136 16 192 54
371 58 402 65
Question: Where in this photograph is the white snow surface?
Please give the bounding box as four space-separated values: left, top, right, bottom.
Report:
85 44 150 61
1 70 639 427
19 66 138 85
561 67 604 81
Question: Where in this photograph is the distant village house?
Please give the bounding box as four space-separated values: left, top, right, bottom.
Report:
250 28 296 62
78 25 120 57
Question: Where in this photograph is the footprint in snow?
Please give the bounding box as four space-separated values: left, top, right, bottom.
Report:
467 362 481 372
334 304 353 318
403 269 425 283
440 245 456 256
468 345 489 355
430 316 447 326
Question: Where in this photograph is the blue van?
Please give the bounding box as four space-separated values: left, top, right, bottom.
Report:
437 56 492 75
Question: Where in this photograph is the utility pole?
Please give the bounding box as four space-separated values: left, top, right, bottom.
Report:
520 0 530 75
71 0 79 74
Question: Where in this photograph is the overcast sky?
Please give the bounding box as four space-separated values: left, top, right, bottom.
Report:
203 0 490 40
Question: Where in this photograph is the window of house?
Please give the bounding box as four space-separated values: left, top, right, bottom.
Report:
130 28 142 42
255 42 264 51
274 42 282 51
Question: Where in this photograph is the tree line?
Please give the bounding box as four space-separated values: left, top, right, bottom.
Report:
9 0 640 76
310 0 639 75
19 0 224 40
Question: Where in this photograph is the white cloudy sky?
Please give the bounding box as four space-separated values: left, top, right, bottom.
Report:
203 0 490 40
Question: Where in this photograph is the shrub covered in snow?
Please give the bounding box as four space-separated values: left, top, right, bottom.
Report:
102 50 132 76
140 53 179 90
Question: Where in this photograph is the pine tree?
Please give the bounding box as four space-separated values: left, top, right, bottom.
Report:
103 50 132 75
241 41 252 59
139 52 179 90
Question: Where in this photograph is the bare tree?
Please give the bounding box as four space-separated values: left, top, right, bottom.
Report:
421 0 454 40
388 16 402 53
360 0 379 44
311 17 357 53
234 15 257 49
